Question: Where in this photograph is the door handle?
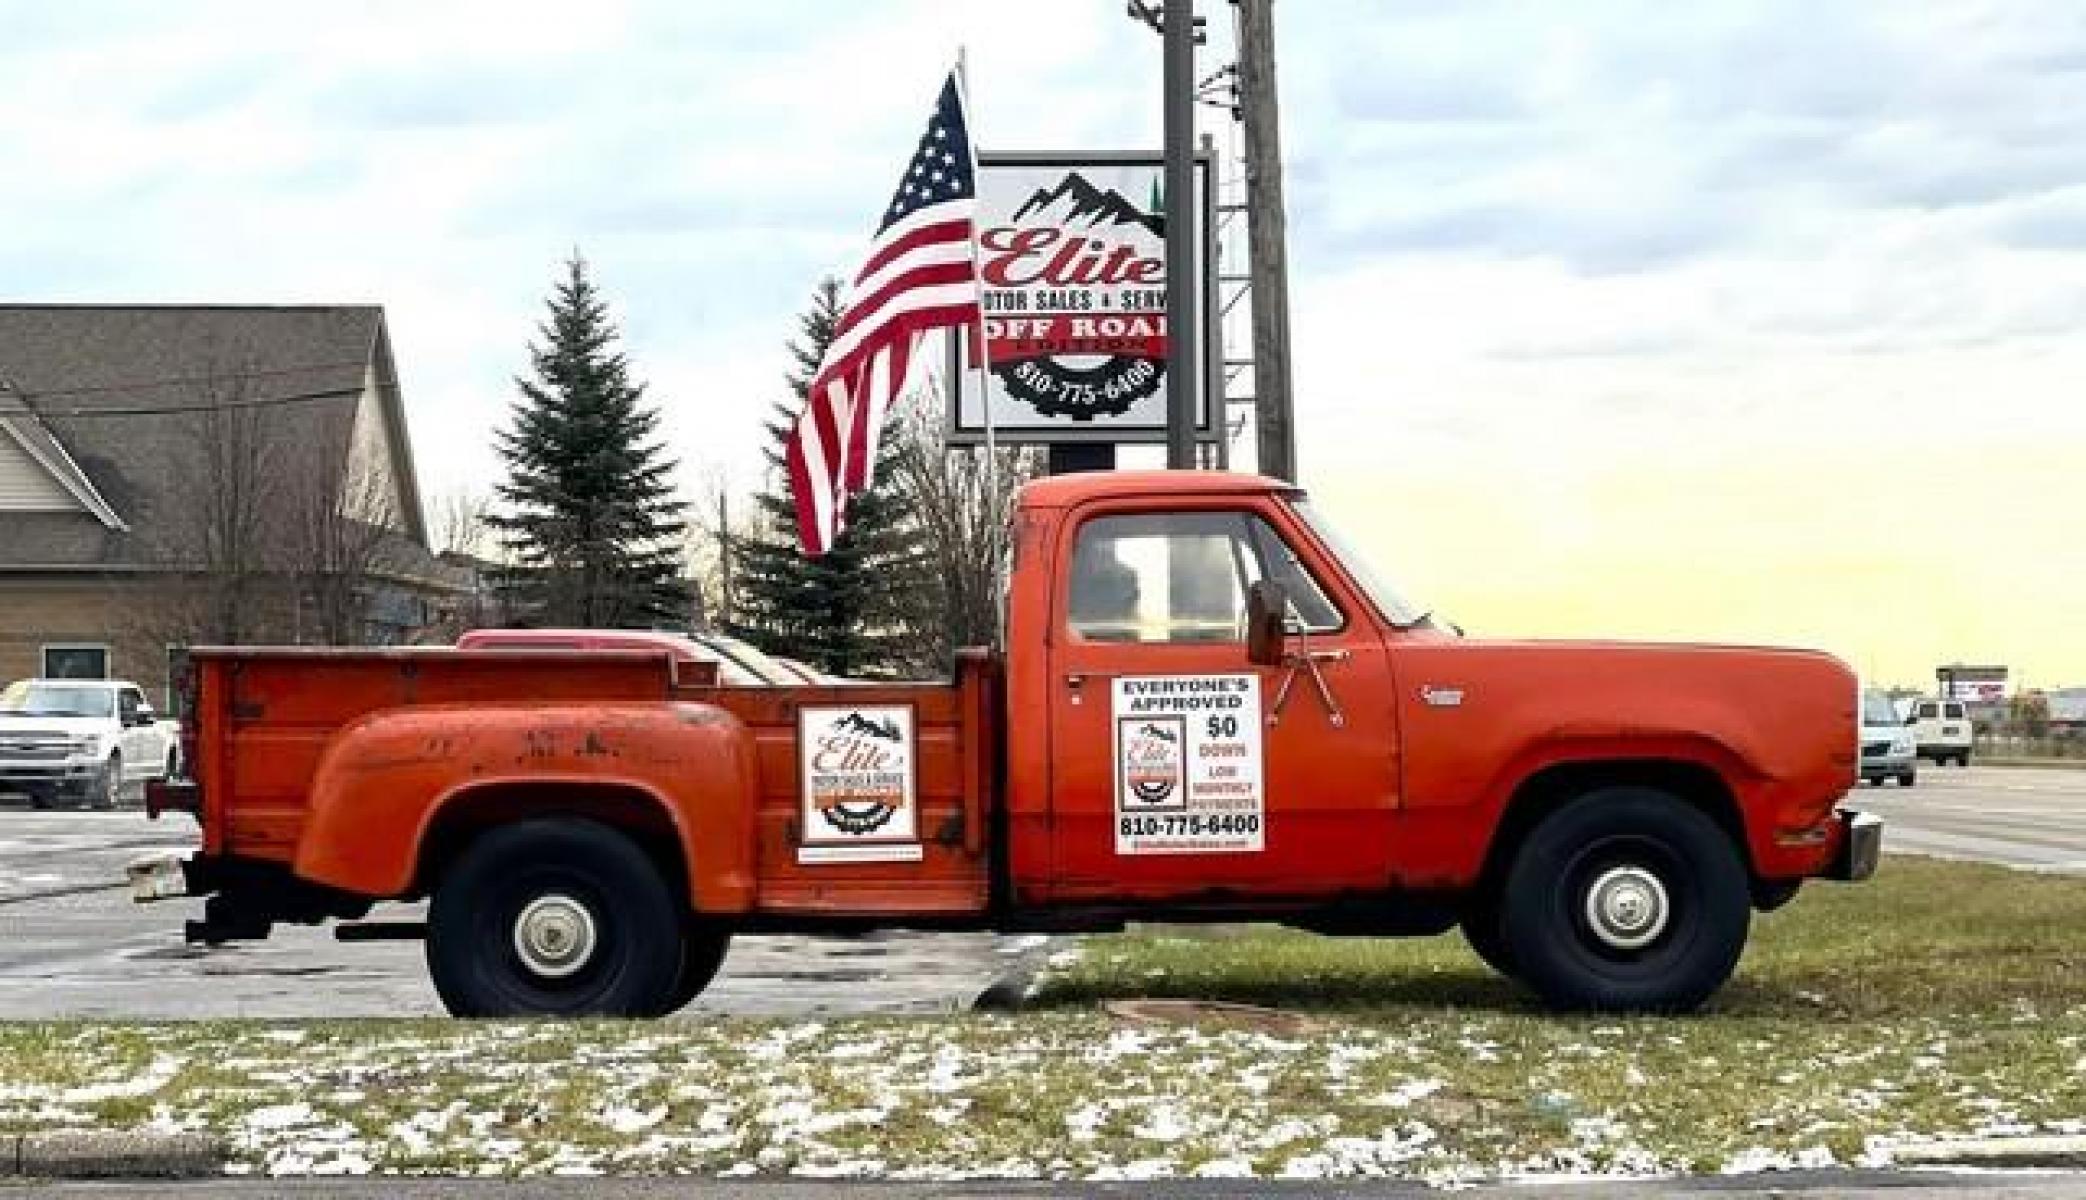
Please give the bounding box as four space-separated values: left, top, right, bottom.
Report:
1271 646 1349 728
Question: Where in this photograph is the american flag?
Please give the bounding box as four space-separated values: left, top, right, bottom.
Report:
788 70 980 556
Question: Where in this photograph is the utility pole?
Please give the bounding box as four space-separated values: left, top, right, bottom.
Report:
1235 0 1295 481
1163 0 1199 470
715 489 732 628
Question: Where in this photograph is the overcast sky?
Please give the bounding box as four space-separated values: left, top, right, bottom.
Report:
6 1 2084 685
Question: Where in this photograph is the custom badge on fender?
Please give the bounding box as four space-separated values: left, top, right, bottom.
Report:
797 705 922 863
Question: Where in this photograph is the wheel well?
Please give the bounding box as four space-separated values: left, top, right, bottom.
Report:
414 783 690 902
1477 759 1751 898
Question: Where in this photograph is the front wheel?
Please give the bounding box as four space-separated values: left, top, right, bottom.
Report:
91 753 121 810
1499 787 1750 1013
1459 894 1517 979
426 818 682 1018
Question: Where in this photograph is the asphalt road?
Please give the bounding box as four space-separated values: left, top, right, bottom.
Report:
1853 763 2086 873
0 808 1043 1020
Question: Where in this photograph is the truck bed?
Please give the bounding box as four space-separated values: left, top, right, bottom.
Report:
178 647 999 918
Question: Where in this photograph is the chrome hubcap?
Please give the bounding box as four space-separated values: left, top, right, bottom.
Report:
1584 865 1669 950
512 894 597 978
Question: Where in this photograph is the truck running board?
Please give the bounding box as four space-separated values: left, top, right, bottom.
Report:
335 921 429 942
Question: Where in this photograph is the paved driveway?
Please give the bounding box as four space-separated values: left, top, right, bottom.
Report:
0 808 1043 1020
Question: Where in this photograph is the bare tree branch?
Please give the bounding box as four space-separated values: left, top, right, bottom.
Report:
886 378 1042 672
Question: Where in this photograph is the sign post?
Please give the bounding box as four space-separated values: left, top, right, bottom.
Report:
1162 0 1198 469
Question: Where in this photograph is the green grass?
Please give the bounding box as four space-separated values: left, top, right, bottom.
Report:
0 856 2080 1181
1040 854 2086 1019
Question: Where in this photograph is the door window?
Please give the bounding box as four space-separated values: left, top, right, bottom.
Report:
1944 702 1966 720
1916 702 1939 719
117 689 141 724
1066 512 1341 644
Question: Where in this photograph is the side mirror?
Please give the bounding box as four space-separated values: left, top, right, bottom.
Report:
1246 580 1289 667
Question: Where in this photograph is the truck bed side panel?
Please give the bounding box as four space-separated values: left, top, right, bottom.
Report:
714 663 995 918
196 649 680 863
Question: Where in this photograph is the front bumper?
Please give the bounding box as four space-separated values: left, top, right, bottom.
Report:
1826 809 1883 882
0 758 103 796
1860 750 1916 779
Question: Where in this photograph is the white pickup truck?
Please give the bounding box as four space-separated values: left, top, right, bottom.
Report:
0 679 180 809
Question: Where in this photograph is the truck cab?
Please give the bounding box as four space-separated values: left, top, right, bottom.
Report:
138 471 1878 1018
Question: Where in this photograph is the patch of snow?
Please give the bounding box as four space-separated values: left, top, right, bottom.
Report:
600 1103 666 1134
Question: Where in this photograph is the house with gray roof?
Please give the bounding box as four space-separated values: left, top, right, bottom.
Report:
0 305 473 702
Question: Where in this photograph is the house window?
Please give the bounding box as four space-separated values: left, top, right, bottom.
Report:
41 644 109 680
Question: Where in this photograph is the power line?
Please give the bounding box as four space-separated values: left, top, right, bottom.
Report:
8 381 386 419
0 357 378 402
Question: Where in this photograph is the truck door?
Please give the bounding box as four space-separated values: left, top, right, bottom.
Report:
1046 503 1399 902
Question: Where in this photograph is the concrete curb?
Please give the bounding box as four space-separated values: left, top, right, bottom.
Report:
972 934 1056 1010
1892 1135 2086 1168
3 1129 224 1178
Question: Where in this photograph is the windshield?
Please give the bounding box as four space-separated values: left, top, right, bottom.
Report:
1861 691 1901 726
1288 497 1428 627
0 681 113 718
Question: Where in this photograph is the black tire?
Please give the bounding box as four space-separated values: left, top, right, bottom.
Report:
1459 893 1518 979
1499 787 1750 1013
650 925 732 1016
91 753 120 810
1898 771 1916 788
426 818 682 1018
1957 751 1972 767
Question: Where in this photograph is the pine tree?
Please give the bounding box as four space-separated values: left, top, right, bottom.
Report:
730 277 928 676
489 256 687 627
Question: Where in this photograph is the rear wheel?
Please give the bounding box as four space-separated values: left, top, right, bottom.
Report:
1499 787 1750 1013
650 925 732 1016
1898 770 1917 788
426 818 681 1018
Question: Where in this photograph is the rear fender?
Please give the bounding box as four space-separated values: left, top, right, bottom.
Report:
292 702 758 911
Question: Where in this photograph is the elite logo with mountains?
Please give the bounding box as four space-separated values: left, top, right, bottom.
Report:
977 171 1169 420
800 707 917 843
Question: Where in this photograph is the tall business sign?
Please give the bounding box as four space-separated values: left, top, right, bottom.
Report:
948 151 1218 445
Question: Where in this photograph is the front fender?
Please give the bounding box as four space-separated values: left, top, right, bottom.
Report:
291 701 758 911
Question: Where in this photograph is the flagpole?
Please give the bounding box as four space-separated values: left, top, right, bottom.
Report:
956 47 1001 514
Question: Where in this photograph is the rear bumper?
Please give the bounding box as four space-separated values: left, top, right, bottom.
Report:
1826 809 1883 882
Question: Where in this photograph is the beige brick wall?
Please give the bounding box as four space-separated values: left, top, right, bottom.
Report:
0 578 171 700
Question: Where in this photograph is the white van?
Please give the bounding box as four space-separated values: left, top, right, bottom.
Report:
1909 698 1974 766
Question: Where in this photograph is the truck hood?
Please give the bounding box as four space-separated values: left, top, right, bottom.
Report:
1391 635 1858 809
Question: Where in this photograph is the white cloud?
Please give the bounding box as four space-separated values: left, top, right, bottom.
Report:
4 1 2084 677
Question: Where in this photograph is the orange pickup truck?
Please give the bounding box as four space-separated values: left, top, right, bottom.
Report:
135 470 1879 1016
